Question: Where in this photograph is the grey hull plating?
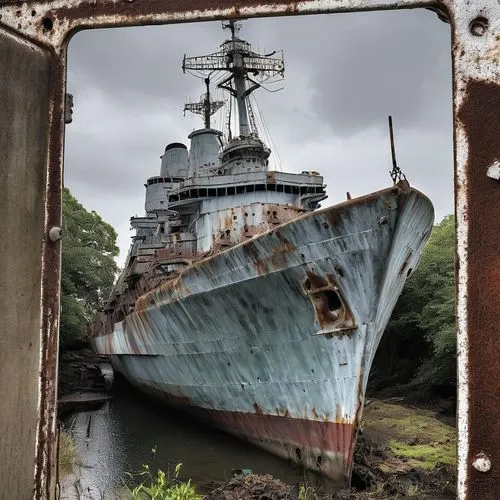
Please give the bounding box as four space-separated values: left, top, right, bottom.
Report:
92 184 434 484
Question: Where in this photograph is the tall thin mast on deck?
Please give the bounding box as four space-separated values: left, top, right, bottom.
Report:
183 77 224 129
182 20 284 138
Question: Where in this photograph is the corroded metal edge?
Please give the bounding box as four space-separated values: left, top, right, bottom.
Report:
450 3 499 498
0 0 498 498
33 49 66 500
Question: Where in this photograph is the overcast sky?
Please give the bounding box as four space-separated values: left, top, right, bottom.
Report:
65 9 453 266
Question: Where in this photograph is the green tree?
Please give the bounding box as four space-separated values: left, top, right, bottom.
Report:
371 215 456 398
412 215 456 393
60 188 119 347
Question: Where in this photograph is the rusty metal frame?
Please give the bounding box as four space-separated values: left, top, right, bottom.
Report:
0 0 498 498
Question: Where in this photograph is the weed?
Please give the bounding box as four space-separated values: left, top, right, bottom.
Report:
58 430 76 472
405 483 422 497
125 462 202 500
298 482 320 500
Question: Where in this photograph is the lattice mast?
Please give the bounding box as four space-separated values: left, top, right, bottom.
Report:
182 20 284 138
183 77 224 129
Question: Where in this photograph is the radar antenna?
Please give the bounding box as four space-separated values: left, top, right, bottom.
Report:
183 77 224 129
182 20 284 137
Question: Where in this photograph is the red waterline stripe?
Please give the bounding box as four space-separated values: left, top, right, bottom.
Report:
144 386 354 454
202 408 354 454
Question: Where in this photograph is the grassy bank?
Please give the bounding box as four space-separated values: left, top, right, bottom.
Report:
352 399 456 498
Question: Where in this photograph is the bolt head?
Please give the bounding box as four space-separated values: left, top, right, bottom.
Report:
48 226 63 242
470 17 489 37
472 452 491 472
487 161 500 181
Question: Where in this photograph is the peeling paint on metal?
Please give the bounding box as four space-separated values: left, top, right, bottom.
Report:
0 0 498 497
33 48 66 500
91 186 434 482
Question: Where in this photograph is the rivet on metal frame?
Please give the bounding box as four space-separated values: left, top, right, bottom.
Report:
472 452 492 473
469 17 489 37
486 161 500 181
48 227 63 242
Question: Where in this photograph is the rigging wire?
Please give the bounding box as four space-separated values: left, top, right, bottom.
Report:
250 93 282 172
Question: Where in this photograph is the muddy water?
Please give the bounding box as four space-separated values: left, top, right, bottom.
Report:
61 380 329 499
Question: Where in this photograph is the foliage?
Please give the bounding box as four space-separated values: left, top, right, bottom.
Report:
388 440 456 469
60 188 118 347
125 462 202 500
371 215 456 397
298 482 320 500
58 430 77 472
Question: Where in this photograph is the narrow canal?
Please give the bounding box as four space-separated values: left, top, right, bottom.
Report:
61 378 328 499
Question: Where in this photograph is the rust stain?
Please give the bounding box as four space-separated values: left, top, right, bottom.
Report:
40 0 304 38
266 170 277 184
324 186 403 227
302 270 355 334
458 79 500 498
275 407 290 417
304 270 329 290
270 230 295 267
34 52 66 499
253 402 263 414
345 368 364 477
336 403 343 421
242 240 268 276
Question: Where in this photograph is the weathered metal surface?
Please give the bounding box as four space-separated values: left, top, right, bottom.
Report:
456 79 500 499
450 4 500 498
0 27 51 500
0 0 498 498
0 0 441 49
92 185 434 483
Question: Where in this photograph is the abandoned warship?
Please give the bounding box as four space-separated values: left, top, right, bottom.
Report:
89 20 435 484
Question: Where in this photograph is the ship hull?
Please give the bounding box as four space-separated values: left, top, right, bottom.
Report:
91 184 434 484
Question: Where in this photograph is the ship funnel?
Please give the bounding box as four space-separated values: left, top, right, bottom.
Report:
161 142 189 178
188 129 222 176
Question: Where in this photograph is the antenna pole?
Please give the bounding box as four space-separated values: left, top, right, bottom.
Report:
227 96 233 141
388 115 407 184
204 77 211 129
388 115 397 171
230 22 250 137
183 20 284 138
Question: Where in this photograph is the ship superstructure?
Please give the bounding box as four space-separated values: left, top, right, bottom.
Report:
89 21 434 485
99 20 326 329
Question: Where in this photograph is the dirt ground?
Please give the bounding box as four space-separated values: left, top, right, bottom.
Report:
58 346 109 397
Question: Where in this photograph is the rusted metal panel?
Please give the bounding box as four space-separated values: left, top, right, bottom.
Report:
0 0 441 49
450 5 500 498
0 0 498 498
456 80 500 499
33 50 66 500
0 27 50 500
